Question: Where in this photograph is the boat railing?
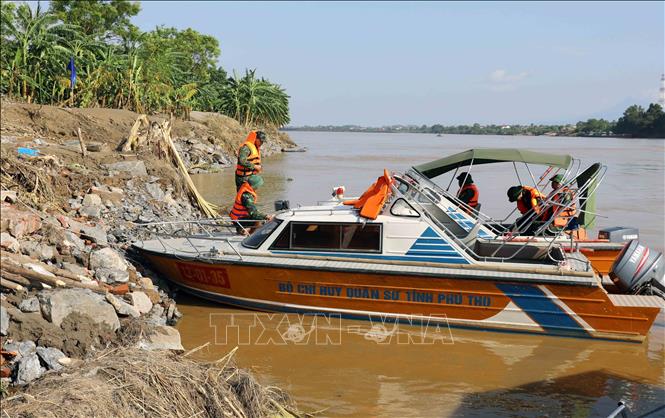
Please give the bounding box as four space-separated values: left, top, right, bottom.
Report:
391 185 574 267
130 217 267 260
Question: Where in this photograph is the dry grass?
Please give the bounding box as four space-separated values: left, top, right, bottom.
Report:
2 347 302 418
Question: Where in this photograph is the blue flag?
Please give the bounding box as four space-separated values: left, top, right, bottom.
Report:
66 57 76 89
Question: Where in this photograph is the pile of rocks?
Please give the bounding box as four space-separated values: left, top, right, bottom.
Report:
0 196 184 388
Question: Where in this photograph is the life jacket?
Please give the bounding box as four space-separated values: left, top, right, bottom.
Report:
516 186 544 215
229 182 257 220
457 183 479 208
235 131 261 177
549 186 577 227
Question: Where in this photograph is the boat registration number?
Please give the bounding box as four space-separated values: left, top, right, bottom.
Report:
176 262 231 289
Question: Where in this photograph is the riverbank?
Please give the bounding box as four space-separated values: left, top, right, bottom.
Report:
0 100 299 416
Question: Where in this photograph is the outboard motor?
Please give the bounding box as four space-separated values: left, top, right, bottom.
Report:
610 240 665 299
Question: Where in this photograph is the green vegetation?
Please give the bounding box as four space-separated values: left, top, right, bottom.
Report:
287 103 665 138
0 1 290 127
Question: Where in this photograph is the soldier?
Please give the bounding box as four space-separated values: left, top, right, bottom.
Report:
235 131 267 191
507 185 545 235
455 172 480 215
229 175 272 235
545 174 577 231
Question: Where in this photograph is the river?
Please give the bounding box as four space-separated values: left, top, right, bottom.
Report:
182 132 665 417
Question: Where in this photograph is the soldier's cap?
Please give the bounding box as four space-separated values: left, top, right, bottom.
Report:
549 174 564 183
248 175 264 188
256 131 267 142
456 172 473 183
507 186 522 202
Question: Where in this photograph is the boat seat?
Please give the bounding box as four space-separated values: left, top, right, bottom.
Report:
473 240 565 263
460 222 482 248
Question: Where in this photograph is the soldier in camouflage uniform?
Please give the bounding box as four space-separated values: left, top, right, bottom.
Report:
235 131 267 191
229 175 272 235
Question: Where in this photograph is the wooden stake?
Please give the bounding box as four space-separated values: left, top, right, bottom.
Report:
0 277 24 292
1 264 66 287
0 271 31 287
77 127 87 157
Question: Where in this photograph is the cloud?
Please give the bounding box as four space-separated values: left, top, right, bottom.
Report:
489 69 530 83
485 69 530 92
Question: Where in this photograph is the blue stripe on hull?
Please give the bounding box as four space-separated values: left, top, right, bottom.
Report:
496 283 589 337
271 250 470 264
173 284 630 342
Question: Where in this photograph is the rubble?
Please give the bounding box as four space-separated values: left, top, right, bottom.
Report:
0 100 297 403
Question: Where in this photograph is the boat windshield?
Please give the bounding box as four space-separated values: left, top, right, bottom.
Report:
241 219 283 249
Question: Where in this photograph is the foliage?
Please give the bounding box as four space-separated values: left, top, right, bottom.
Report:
288 104 664 138
218 69 290 128
614 104 664 138
0 1 291 126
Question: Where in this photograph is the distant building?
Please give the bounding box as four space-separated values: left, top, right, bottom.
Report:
660 74 665 106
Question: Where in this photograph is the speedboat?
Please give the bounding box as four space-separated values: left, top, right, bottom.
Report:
133 164 664 342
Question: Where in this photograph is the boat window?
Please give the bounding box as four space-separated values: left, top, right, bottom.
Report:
394 177 410 194
292 223 341 249
241 219 283 249
271 222 382 253
341 224 381 251
390 198 420 218
271 223 291 249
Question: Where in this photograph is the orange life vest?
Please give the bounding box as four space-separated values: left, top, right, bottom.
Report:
516 186 544 215
457 183 479 208
235 131 261 177
549 186 577 227
229 182 257 220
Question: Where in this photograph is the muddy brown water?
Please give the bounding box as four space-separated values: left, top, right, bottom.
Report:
180 133 665 417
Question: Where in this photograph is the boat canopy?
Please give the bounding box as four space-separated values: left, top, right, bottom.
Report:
413 148 573 179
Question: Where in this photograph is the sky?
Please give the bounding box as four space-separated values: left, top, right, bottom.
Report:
32 1 665 126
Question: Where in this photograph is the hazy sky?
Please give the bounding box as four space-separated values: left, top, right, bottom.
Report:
31 1 665 125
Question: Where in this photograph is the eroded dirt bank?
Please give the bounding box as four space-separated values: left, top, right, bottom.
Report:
0 100 300 416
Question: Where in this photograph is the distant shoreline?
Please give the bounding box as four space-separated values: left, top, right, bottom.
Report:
283 128 638 138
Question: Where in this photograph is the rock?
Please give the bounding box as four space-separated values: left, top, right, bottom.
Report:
139 277 154 290
89 247 127 271
147 305 166 326
138 326 183 351
4 340 36 360
1 206 42 238
38 288 120 331
67 198 82 210
79 205 102 218
105 293 140 318
21 242 56 261
145 183 165 200
109 283 130 295
19 297 40 313
129 292 152 314
95 268 129 283
0 232 20 253
57 357 73 367
82 194 102 207
1 190 18 203
79 225 108 246
1 305 9 336
62 262 88 277
15 353 44 385
104 160 147 177
61 231 85 254
85 142 105 152
36 347 65 371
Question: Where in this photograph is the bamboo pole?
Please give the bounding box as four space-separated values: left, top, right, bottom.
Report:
0 251 89 282
160 121 221 218
0 271 31 287
77 127 87 157
1 264 66 287
0 277 24 292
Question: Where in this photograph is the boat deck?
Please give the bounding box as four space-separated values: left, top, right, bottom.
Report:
134 236 600 287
